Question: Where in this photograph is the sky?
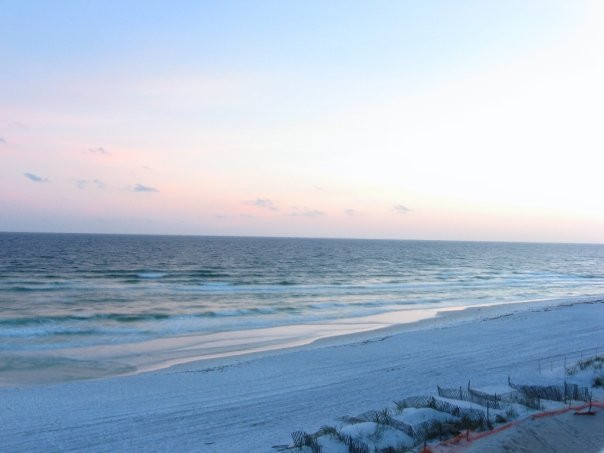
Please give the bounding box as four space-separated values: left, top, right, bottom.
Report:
1 1 604 242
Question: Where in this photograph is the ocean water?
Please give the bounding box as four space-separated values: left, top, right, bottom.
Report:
1 233 604 382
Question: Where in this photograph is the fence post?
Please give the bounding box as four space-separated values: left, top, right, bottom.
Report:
564 379 567 404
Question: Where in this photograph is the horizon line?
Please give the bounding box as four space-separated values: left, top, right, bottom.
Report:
1 230 603 247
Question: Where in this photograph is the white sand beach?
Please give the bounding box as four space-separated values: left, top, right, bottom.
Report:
1 297 603 452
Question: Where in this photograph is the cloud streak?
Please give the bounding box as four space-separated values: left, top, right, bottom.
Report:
288 207 325 217
88 147 110 155
393 204 411 214
345 209 360 216
0 137 6 145
75 179 104 189
244 198 279 211
23 172 48 183
134 183 158 193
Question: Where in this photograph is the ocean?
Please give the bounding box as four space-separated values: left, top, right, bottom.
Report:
1 233 604 383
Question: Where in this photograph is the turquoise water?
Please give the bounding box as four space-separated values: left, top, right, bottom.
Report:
2 233 604 354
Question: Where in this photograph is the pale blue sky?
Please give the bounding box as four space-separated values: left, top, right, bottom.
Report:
1 1 579 100
1 1 603 242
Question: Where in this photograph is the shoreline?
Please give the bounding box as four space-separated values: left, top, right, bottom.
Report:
1 296 602 451
2 294 603 388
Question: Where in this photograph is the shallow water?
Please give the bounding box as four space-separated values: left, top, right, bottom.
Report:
1 233 604 384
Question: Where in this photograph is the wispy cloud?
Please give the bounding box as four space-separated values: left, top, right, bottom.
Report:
88 147 110 155
345 209 360 216
23 172 49 183
75 179 104 190
216 213 256 219
243 198 279 211
393 204 411 214
133 183 158 193
0 137 6 145
288 207 325 217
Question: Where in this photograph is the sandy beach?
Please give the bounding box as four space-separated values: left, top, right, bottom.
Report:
1 297 602 452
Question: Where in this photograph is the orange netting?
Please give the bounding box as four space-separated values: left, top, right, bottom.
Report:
426 401 603 453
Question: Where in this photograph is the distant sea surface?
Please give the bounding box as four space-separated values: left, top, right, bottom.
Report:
2 233 604 376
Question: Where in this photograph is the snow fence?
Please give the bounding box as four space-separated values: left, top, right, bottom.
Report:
508 378 591 403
